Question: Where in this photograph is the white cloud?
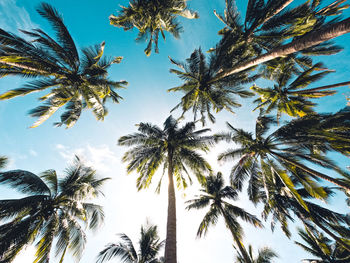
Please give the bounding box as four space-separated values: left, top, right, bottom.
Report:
55 143 119 173
0 0 36 33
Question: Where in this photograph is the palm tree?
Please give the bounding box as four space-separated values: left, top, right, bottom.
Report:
96 223 164 263
168 48 255 125
186 172 262 263
252 62 350 121
109 0 198 56
0 156 109 263
234 244 278 263
212 0 350 81
217 114 350 207
0 3 127 128
118 116 213 263
296 227 350 263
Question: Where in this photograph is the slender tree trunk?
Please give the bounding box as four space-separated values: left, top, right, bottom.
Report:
212 17 350 81
222 210 251 263
164 149 177 263
294 81 350 94
271 151 350 191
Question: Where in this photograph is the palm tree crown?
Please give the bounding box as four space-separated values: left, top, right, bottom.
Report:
218 114 350 211
118 115 213 190
186 172 262 263
168 48 255 126
0 156 109 263
0 3 127 128
97 223 164 263
118 115 213 263
109 0 198 56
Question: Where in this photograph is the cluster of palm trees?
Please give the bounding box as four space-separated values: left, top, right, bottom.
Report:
1 0 350 262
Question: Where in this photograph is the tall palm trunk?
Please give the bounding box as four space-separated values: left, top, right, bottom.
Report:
212 17 350 81
221 209 251 263
164 149 177 263
271 151 350 191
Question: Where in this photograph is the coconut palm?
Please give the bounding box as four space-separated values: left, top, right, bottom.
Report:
109 0 198 56
296 227 350 263
168 48 255 125
234 244 278 263
213 0 345 69
252 62 350 121
0 156 109 263
118 115 213 263
0 3 127 128
96 223 164 263
186 172 262 263
212 0 350 81
218 113 350 208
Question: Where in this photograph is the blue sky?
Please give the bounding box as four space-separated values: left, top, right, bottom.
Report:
0 0 350 262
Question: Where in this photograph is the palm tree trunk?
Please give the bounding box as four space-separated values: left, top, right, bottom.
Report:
294 81 350 94
164 149 177 263
221 210 251 263
212 17 350 81
271 151 350 191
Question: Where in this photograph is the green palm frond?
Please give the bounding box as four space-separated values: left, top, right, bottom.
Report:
169 48 254 125
0 170 50 195
186 172 261 260
0 3 127 128
0 157 108 263
97 224 164 263
118 115 212 191
109 0 198 56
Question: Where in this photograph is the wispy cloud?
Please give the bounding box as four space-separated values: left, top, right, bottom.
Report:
0 0 36 33
55 144 119 173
